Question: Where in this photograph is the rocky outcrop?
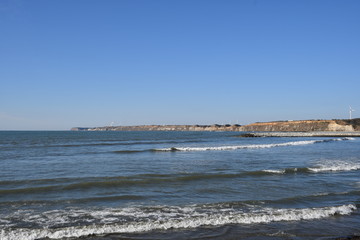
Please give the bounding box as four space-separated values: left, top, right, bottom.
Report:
335 118 360 131
240 119 359 132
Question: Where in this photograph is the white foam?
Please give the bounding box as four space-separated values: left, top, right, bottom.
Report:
262 169 286 174
1 204 356 240
308 160 360 173
158 138 351 152
160 140 318 152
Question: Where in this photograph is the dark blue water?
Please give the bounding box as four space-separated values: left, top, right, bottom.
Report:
0 131 359 239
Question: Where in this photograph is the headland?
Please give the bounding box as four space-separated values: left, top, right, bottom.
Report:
71 118 360 136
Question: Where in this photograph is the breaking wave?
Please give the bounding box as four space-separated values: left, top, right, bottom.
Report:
262 160 360 175
308 160 360 173
262 169 287 174
156 138 352 152
0 203 356 240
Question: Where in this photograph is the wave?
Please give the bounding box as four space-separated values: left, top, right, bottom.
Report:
264 190 360 207
3 161 360 196
263 159 360 175
0 195 148 209
308 160 360 173
261 161 360 175
0 169 317 197
0 203 356 240
155 138 352 152
0 173 244 196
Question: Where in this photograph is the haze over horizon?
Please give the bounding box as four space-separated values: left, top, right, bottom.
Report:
1 0 359 130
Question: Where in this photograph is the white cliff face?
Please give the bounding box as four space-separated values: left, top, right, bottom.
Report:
328 122 354 132
239 120 359 132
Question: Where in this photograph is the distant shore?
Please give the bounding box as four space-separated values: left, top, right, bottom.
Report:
71 124 243 132
238 131 360 137
72 118 360 133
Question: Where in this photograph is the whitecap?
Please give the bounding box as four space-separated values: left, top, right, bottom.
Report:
262 169 286 174
156 138 352 152
1 204 356 240
308 160 360 173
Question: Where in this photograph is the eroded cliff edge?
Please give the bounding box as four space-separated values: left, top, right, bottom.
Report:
240 119 360 132
71 118 360 132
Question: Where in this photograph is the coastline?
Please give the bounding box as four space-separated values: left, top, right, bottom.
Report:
238 131 360 137
71 118 360 133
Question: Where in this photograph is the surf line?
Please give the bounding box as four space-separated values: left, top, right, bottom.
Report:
156 138 353 152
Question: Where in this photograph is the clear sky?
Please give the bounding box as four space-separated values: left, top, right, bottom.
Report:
1 0 359 130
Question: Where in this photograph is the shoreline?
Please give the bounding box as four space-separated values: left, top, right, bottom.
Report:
238 131 360 137
71 118 360 132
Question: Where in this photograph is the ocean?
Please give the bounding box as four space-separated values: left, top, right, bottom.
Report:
0 131 359 240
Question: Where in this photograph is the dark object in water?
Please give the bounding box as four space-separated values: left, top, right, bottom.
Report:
335 236 360 240
238 133 258 137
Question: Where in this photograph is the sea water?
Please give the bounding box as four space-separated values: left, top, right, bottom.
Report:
0 131 359 240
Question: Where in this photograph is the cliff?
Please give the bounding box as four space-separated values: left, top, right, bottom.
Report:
71 118 360 132
240 119 360 132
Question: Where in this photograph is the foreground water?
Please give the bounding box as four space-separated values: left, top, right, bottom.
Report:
0 131 359 240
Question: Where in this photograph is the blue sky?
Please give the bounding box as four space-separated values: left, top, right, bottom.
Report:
1 0 359 130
